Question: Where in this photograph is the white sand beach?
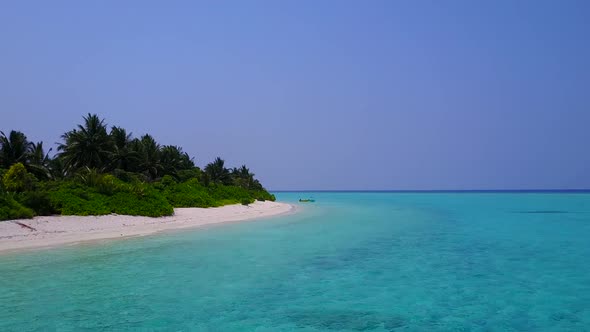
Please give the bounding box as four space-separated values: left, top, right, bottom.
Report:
0 201 294 253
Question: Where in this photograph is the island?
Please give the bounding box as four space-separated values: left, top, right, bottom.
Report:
0 114 293 251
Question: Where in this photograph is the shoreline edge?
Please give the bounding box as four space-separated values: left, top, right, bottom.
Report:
0 201 295 254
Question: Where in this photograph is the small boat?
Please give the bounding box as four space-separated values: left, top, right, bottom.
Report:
299 199 315 203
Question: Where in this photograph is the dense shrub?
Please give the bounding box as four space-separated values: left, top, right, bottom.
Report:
176 168 201 182
47 184 112 216
112 169 149 184
94 174 122 195
160 175 177 187
0 168 6 188
1 169 275 220
2 163 37 192
0 194 34 220
154 175 176 191
208 185 252 203
16 190 56 216
108 191 173 217
159 180 272 208
162 179 217 207
251 190 276 202
75 167 104 187
0 165 275 219
46 182 173 217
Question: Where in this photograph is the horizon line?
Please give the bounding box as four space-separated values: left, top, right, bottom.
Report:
270 189 590 193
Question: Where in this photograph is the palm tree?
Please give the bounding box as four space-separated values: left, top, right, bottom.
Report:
48 156 66 180
231 165 255 189
131 134 162 180
57 114 114 173
0 130 33 169
109 126 138 172
205 157 231 185
27 142 53 180
160 145 195 177
250 178 263 191
179 151 194 170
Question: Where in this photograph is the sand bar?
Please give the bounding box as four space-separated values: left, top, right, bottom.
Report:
0 201 294 253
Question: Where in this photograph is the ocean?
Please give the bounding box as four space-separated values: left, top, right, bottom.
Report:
1 192 589 331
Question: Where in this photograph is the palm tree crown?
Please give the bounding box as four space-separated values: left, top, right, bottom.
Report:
109 126 138 172
58 113 114 172
131 134 162 180
27 142 53 180
205 157 232 185
0 130 33 169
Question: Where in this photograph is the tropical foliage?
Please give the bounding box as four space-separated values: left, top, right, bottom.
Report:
58 114 114 172
0 114 275 221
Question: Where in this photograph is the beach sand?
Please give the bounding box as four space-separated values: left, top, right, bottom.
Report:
0 201 294 253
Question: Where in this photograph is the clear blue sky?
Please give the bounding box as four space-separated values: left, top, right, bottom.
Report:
1 1 589 190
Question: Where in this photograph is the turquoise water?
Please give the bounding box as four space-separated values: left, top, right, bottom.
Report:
1 192 590 331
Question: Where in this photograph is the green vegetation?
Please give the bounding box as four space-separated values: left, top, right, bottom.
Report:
0 114 275 221
0 194 34 220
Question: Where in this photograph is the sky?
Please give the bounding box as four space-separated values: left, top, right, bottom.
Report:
1 1 589 190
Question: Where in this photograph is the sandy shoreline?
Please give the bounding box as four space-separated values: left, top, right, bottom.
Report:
0 201 295 254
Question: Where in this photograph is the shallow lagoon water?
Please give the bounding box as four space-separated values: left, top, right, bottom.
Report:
1 192 589 331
